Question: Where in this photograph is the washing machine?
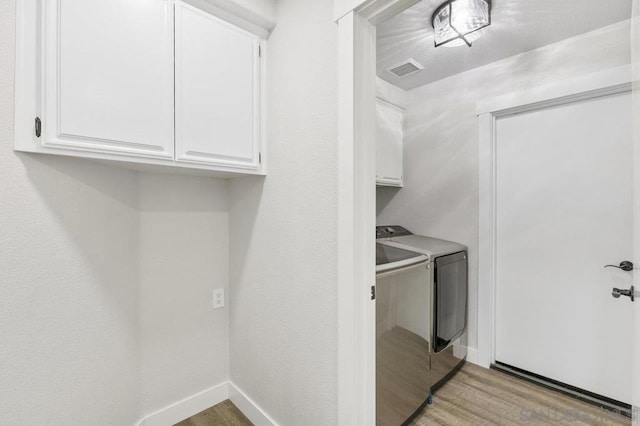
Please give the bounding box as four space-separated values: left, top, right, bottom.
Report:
375 225 468 425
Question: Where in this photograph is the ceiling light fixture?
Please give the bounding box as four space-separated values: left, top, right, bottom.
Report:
432 0 491 48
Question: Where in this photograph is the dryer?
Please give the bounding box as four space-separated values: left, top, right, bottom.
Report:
375 225 468 424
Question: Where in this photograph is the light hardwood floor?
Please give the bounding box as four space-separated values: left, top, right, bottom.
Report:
176 364 630 426
175 400 252 426
411 363 630 426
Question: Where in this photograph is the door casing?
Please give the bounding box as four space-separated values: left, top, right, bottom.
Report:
336 1 419 424
477 65 632 369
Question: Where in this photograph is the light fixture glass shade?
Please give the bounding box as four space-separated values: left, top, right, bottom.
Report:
433 0 490 47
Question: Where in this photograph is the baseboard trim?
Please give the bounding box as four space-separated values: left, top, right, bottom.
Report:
229 382 278 426
465 347 479 366
137 380 276 426
142 381 229 426
632 405 639 426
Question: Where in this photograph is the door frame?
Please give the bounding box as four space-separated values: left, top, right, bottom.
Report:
336 0 419 424
476 65 633 368
338 0 639 421
632 9 640 423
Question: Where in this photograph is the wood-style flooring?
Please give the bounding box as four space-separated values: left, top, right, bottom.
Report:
176 364 630 426
411 363 630 426
175 400 252 426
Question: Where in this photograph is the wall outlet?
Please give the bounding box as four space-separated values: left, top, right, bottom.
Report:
213 288 225 309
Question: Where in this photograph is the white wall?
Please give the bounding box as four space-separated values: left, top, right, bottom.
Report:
377 20 631 355
1 0 236 422
0 1 140 423
234 0 275 23
228 0 339 423
139 174 230 416
377 77 407 109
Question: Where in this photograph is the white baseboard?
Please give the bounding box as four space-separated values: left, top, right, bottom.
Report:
141 381 229 426
453 344 482 367
465 347 481 367
229 382 278 426
633 405 638 426
136 380 275 426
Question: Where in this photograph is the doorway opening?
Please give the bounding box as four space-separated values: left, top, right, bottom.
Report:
337 0 639 424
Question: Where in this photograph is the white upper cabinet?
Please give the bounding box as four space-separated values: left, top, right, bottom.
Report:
43 0 174 159
14 0 268 176
376 99 404 187
175 2 261 170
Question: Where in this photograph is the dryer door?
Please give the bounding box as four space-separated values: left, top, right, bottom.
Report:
433 251 468 353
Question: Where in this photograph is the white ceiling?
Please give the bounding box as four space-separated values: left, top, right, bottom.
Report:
377 0 632 90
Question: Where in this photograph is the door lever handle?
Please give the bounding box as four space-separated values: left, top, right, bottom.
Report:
604 261 633 272
612 286 635 301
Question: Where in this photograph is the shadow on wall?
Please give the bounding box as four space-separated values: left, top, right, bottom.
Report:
398 100 478 238
376 186 401 219
3 152 140 424
227 175 265 390
17 152 139 324
20 153 138 207
228 175 265 297
138 172 231 214
137 170 233 415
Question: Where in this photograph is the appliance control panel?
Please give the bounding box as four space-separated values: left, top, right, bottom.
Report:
376 225 413 239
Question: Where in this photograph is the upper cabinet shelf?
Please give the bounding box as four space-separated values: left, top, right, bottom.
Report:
42 0 176 161
14 0 268 177
375 99 404 187
376 78 406 188
175 2 261 171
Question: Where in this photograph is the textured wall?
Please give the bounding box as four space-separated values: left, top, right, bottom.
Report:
1 0 236 422
0 1 140 424
234 0 275 22
377 20 632 354
228 0 339 423
139 174 230 416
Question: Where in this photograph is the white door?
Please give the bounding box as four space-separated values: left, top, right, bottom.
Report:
375 99 403 187
43 0 174 159
175 2 261 170
495 91 633 404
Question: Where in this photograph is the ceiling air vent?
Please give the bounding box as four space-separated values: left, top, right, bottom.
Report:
388 59 423 78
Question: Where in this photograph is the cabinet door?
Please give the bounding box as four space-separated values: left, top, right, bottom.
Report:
175 2 261 170
43 0 174 159
376 100 404 187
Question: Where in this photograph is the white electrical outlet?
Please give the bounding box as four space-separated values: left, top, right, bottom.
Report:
213 288 225 309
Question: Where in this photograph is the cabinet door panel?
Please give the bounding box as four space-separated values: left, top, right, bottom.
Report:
44 0 174 158
376 100 403 187
175 2 260 169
